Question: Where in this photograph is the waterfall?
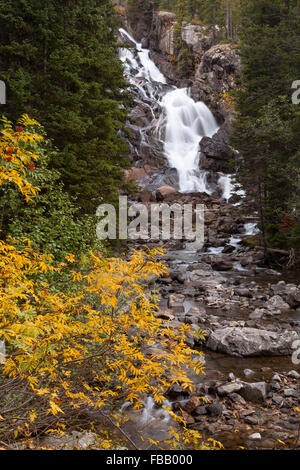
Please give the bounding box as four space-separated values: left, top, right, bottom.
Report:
162 88 218 192
119 28 219 194
119 28 166 84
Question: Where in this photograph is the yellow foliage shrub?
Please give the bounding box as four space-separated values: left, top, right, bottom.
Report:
0 117 218 450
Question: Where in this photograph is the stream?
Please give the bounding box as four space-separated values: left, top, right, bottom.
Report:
116 29 300 450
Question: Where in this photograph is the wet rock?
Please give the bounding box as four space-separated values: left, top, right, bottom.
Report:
124 166 147 182
223 245 235 254
181 410 195 424
245 415 259 425
40 431 122 450
206 327 299 357
182 306 207 325
211 258 233 271
272 374 281 382
200 126 233 173
138 189 154 203
272 395 284 406
228 393 246 405
287 290 300 308
235 288 252 298
205 211 218 224
248 433 261 441
156 185 178 200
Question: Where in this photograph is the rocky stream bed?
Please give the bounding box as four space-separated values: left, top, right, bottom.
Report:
115 19 300 450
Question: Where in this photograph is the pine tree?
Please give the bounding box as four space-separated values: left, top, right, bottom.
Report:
0 0 130 214
231 0 300 254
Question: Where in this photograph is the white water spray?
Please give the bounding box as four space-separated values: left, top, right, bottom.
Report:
162 88 219 192
119 28 166 84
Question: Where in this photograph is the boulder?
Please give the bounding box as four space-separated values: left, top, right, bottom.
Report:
156 185 177 200
287 370 300 379
211 258 233 271
200 126 233 173
206 327 299 357
238 382 269 404
265 295 290 312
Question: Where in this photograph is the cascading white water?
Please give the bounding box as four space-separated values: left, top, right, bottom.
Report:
162 88 219 192
119 28 220 194
119 28 166 84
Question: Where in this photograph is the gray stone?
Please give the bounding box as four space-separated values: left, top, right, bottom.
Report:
206 327 299 357
244 369 255 378
283 388 299 398
206 401 223 417
272 395 284 405
248 433 261 441
272 374 281 382
265 295 290 312
217 382 243 396
249 309 264 320
245 416 259 425
287 370 300 379
238 382 268 404
154 309 175 321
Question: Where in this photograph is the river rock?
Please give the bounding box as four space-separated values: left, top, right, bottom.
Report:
238 382 268 404
249 309 264 320
265 295 290 312
211 258 233 271
244 369 255 378
217 382 243 396
248 433 261 441
206 401 223 417
206 327 299 357
154 309 175 321
183 396 201 414
287 290 300 308
287 370 300 379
